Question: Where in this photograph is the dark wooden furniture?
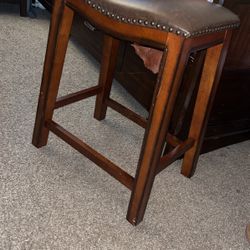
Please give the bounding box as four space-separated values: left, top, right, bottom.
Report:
39 0 250 153
32 0 239 225
0 0 31 16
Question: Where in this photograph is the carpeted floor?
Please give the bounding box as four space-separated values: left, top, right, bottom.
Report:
0 4 250 250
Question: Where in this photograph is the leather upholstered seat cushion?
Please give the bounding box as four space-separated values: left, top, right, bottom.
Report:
85 0 240 37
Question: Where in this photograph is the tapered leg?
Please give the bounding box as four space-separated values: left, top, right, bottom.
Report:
127 34 190 226
32 4 74 148
181 31 233 178
94 35 120 120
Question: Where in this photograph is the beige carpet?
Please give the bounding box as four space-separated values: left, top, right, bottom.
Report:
0 4 250 249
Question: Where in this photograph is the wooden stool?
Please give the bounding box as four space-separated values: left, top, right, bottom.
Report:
32 0 239 225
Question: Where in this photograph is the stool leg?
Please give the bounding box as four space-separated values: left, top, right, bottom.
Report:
32 5 74 148
127 35 189 225
94 35 120 120
181 32 232 177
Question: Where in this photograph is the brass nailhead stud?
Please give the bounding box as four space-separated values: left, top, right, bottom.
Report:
86 1 233 37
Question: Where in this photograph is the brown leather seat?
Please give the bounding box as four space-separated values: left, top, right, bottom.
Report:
85 0 239 37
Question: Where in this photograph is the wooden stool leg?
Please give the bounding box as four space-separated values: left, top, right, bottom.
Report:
181 32 232 178
127 35 189 225
32 5 74 148
94 35 120 120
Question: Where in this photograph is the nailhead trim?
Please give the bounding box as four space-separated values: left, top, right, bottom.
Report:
86 0 240 38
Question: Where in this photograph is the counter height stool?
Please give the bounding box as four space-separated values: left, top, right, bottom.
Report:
32 0 240 225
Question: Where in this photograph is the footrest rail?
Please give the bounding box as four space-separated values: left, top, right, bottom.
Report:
47 120 135 190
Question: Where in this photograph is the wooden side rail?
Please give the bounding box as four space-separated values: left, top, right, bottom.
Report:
46 120 135 190
107 98 147 129
166 133 183 147
53 85 148 130
157 138 194 174
55 85 102 109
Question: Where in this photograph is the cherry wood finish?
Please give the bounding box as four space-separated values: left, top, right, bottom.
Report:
182 35 232 177
32 0 235 225
94 35 120 120
32 0 73 147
